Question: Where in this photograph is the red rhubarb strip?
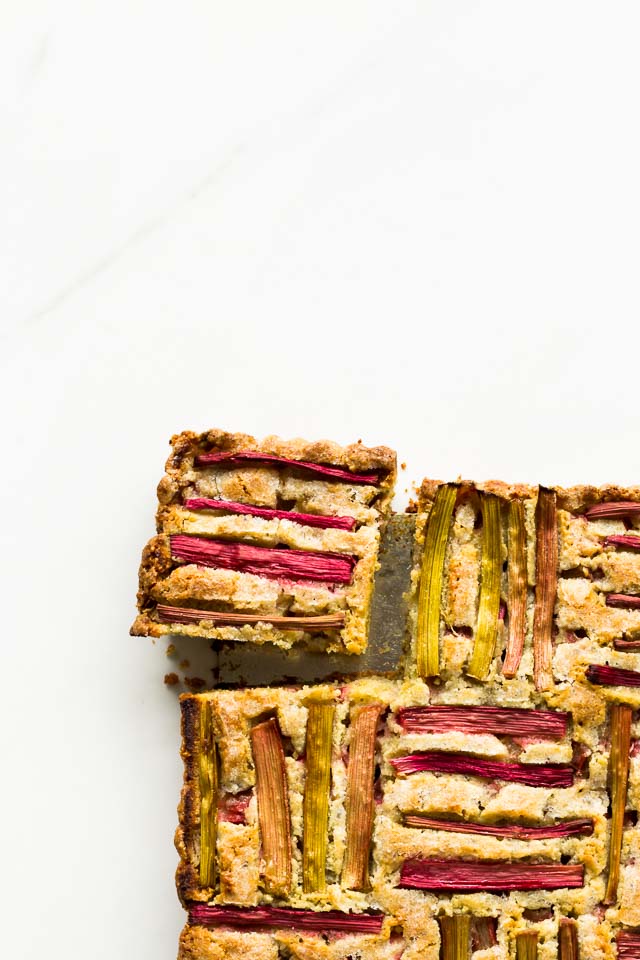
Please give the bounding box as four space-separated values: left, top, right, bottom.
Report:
396 705 567 739
607 594 640 610
606 535 640 551
402 816 593 839
183 497 356 531
399 859 584 892
187 904 384 933
471 918 497 951
194 450 380 485
586 664 640 688
614 638 640 651
585 502 640 520
170 535 356 583
390 752 574 787
617 933 640 960
156 605 345 631
218 791 252 824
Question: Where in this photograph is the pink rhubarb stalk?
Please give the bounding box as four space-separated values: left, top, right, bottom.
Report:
585 502 640 520
184 497 356 531
586 664 640 688
617 933 640 960
396 705 567 739
399 859 584 892
194 450 380 485
156 605 345 631
217 792 252 824
471 919 497 951
614 638 640 651
342 703 383 891
606 594 640 610
605 535 640 551
533 489 558 691
402 816 593 840
390 752 573 787
170 535 355 583
250 719 292 897
188 904 384 932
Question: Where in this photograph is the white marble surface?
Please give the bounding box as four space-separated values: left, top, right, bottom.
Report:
3 2 640 957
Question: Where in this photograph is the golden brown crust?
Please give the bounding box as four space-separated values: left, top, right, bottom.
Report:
176 696 204 906
163 428 396 481
417 478 538 506
178 924 279 960
158 429 396 512
177 924 408 960
554 483 640 513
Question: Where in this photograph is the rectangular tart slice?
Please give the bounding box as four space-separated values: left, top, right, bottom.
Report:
131 429 396 654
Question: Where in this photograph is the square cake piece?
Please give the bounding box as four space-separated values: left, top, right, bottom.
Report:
131 429 396 655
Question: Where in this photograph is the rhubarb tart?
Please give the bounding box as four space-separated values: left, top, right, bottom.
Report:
131 429 396 654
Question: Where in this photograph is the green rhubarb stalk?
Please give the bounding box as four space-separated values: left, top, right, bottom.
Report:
468 495 502 680
303 700 335 892
199 699 218 888
440 915 471 960
416 484 457 677
516 932 538 960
